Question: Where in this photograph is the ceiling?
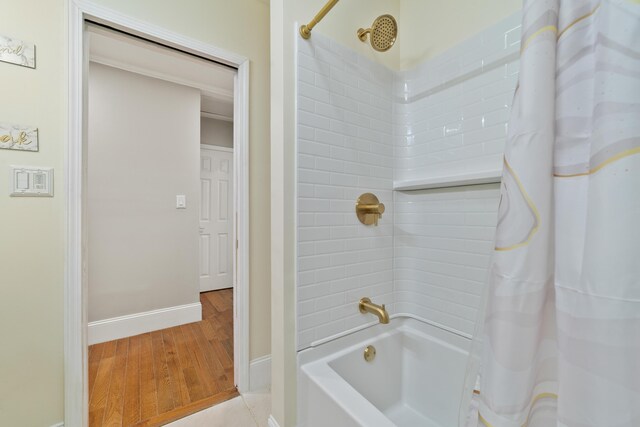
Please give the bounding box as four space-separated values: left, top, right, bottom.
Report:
88 24 235 121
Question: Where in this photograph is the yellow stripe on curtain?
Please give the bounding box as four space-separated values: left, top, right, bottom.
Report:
557 4 601 39
479 393 559 427
521 25 558 53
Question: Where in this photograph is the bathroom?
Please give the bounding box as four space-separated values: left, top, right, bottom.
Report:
291 1 514 425
1 0 638 426
275 0 640 426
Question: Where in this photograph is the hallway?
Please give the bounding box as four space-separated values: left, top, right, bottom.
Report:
88 289 236 426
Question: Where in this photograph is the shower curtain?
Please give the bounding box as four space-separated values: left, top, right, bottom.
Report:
477 0 640 426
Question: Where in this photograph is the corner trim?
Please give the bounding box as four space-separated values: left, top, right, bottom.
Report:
249 355 272 392
233 56 251 395
88 303 202 345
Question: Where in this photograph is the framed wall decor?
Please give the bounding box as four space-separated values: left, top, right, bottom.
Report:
0 33 35 68
0 123 39 151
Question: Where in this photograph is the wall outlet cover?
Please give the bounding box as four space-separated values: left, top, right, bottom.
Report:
9 165 53 197
176 194 186 208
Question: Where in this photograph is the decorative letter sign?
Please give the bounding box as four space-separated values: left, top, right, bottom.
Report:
0 34 35 68
0 123 39 151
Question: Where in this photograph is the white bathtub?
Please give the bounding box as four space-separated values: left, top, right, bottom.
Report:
298 316 471 427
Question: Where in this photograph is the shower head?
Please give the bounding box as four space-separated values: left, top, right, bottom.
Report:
357 14 397 52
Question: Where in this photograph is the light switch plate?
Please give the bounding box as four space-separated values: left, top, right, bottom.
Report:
9 165 54 197
176 194 186 209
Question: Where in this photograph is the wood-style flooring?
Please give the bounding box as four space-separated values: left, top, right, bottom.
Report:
88 289 237 427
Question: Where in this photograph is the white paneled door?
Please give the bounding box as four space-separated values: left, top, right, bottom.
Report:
200 146 234 292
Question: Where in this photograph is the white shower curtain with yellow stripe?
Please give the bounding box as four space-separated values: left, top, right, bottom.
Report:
478 0 640 426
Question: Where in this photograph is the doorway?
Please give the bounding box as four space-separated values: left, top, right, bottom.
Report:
66 5 250 426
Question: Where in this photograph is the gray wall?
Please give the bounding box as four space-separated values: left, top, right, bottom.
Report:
88 63 201 322
201 116 233 148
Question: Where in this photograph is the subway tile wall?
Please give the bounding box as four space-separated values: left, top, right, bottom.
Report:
394 185 501 337
297 13 521 348
392 12 521 337
296 34 396 349
394 12 522 182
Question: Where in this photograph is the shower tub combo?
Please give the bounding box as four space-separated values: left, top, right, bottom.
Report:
295 0 501 425
297 316 471 427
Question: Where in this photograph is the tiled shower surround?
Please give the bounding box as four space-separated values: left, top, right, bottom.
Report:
297 13 521 349
297 34 396 349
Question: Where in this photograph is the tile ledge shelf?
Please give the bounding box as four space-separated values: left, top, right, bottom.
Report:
393 169 502 191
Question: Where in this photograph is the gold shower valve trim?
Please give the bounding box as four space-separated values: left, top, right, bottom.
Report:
356 193 385 226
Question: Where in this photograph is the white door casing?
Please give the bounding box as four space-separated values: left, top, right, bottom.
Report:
200 145 234 292
68 5 252 426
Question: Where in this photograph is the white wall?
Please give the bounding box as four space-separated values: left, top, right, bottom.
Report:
88 63 200 322
201 117 233 148
296 34 395 349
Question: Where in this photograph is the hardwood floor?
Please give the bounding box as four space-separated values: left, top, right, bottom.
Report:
89 289 237 427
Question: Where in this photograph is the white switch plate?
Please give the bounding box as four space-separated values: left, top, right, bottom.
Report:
176 194 186 209
9 165 54 197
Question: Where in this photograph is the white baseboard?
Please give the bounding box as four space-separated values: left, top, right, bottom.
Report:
267 415 281 427
249 354 271 392
49 423 64 427
88 302 202 345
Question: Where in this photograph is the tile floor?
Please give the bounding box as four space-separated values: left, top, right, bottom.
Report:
166 391 271 427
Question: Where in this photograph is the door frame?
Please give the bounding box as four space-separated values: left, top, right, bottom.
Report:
199 143 235 292
66 1 251 426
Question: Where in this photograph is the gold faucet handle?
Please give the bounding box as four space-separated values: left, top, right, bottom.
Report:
356 193 385 226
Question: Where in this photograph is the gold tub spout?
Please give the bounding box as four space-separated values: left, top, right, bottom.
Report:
359 297 389 324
